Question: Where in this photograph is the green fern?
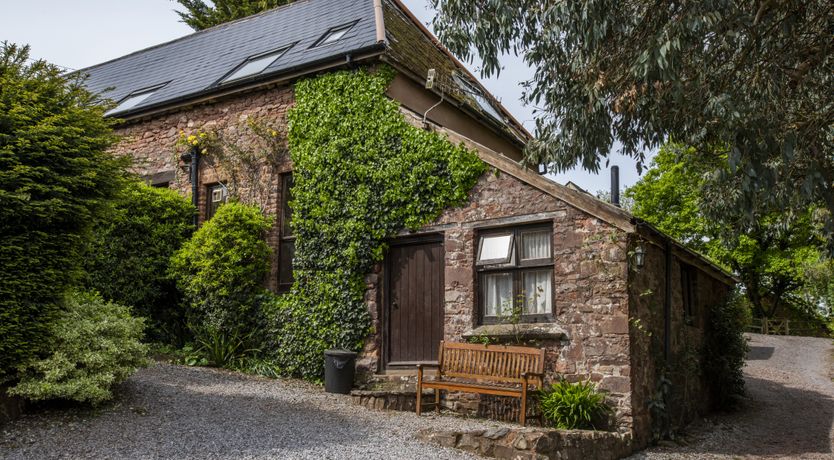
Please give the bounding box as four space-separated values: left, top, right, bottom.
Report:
537 379 611 430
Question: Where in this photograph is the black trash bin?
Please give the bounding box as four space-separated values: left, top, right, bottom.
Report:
324 349 357 394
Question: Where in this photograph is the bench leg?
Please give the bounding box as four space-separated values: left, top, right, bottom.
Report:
435 388 441 414
520 377 529 427
416 366 423 416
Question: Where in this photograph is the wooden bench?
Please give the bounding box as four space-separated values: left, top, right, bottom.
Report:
416 341 546 426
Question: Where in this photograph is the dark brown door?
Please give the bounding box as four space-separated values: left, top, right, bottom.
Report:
385 237 445 367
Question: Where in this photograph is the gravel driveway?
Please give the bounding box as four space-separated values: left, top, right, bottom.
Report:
0 363 510 459
631 333 834 459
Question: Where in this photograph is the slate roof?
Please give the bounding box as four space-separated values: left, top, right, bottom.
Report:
78 0 380 116
77 0 527 143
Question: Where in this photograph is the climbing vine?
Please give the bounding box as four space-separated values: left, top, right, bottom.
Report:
266 67 485 379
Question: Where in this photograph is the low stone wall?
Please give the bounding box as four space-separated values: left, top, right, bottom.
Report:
351 390 432 412
0 387 25 426
417 427 634 460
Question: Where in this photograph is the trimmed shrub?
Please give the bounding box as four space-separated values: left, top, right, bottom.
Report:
9 292 149 404
169 201 272 334
0 44 123 380
538 380 612 430
85 181 195 343
704 290 749 409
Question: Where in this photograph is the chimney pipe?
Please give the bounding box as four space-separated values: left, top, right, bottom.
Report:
611 166 620 207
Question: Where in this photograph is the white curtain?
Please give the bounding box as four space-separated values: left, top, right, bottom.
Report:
521 231 550 260
484 272 513 316
523 269 552 314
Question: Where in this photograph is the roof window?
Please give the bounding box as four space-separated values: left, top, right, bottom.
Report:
107 84 167 115
453 74 504 122
220 46 292 83
313 22 357 47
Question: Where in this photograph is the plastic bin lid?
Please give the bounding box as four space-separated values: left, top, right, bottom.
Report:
324 349 357 358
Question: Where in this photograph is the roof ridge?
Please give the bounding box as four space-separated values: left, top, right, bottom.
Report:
74 0 314 76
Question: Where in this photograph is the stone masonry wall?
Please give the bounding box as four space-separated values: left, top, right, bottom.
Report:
110 85 295 291
628 237 732 448
360 168 633 432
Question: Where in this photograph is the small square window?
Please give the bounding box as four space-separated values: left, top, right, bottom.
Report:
206 184 228 220
477 234 514 265
313 22 356 47
477 224 554 324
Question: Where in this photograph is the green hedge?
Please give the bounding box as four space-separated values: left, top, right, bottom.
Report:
704 290 749 409
268 67 485 379
9 291 148 404
170 201 273 334
85 181 195 343
0 44 123 380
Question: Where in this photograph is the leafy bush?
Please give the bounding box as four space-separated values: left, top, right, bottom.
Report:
538 380 612 430
85 181 195 343
0 44 124 380
169 201 272 334
9 292 148 404
269 67 485 379
704 290 749 409
190 324 260 368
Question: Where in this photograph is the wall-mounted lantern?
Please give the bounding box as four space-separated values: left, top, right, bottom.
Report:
633 244 646 270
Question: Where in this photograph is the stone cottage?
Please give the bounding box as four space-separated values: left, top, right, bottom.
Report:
77 0 736 449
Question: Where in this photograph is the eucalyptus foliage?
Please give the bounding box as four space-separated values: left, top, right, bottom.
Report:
269 67 485 379
175 0 295 30
85 181 195 343
170 201 273 334
0 43 123 380
9 292 149 405
430 0 833 243
626 144 828 318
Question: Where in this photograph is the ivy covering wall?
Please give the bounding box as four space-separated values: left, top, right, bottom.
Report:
267 67 485 379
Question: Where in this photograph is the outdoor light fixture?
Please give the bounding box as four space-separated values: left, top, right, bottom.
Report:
633 245 646 270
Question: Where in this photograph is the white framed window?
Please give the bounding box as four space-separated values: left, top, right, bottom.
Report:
206 184 228 220
477 233 514 265
477 224 553 323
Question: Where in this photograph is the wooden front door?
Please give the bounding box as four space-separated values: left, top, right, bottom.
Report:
385 237 445 368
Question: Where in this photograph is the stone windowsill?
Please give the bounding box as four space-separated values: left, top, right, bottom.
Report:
462 323 567 341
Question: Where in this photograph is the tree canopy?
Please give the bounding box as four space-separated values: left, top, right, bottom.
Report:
174 0 295 30
0 43 124 378
430 0 833 243
626 144 830 318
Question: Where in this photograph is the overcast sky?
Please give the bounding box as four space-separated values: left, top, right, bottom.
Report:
1 0 650 193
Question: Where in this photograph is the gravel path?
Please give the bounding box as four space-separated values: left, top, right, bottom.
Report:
0 363 511 459
631 333 834 459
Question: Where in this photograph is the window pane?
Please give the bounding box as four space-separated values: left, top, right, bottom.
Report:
281 173 294 236
222 49 287 83
108 90 156 114
521 230 551 261
279 240 295 288
478 234 513 263
483 272 513 317
319 25 352 46
522 269 552 315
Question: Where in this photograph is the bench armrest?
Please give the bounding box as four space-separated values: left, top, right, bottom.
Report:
521 371 544 378
416 363 440 370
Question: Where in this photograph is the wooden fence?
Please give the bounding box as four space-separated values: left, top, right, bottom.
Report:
747 318 829 337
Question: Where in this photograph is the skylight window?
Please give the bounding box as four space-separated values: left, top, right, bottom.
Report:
221 47 291 83
454 74 504 122
313 22 357 47
107 84 166 115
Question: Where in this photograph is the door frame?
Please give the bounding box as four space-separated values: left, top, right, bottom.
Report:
382 233 445 370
